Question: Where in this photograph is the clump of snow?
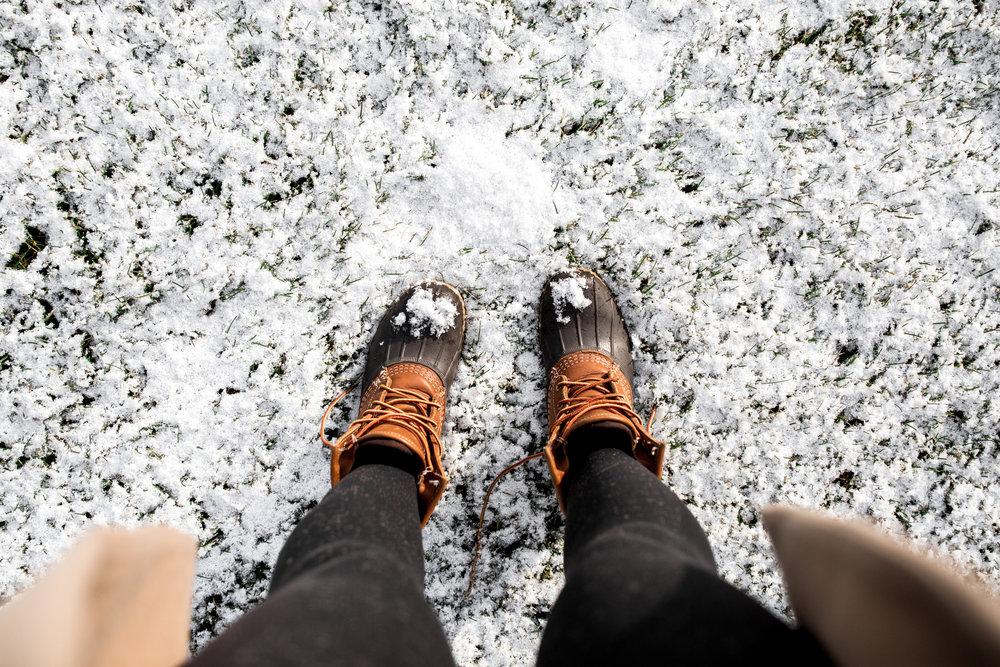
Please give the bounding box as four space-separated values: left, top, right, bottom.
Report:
550 275 592 324
392 287 458 338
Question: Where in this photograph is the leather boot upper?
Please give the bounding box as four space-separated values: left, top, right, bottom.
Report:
539 269 664 512
327 282 465 528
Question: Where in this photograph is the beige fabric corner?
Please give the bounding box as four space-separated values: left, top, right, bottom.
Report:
0 525 196 667
763 505 1000 667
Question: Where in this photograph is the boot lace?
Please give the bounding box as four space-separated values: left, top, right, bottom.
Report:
548 372 658 448
319 382 443 454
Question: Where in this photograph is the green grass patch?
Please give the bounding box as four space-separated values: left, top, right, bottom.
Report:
6 224 47 270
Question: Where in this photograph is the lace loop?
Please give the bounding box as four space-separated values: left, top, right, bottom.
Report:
320 382 444 459
464 450 544 598
547 372 660 449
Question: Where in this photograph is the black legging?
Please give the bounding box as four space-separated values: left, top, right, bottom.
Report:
188 437 831 666
538 429 830 665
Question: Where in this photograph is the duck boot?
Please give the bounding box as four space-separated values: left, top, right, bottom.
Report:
327 281 465 527
539 268 664 513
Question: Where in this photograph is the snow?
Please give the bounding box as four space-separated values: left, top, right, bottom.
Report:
392 286 458 338
1 0 1000 664
549 274 592 324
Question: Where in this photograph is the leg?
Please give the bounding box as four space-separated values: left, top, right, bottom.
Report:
191 281 466 666
535 270 828 663
269 445 425 593
537 429 832 666
188 451 455 667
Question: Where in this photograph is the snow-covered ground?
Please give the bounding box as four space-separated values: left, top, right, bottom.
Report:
2 0 999 662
